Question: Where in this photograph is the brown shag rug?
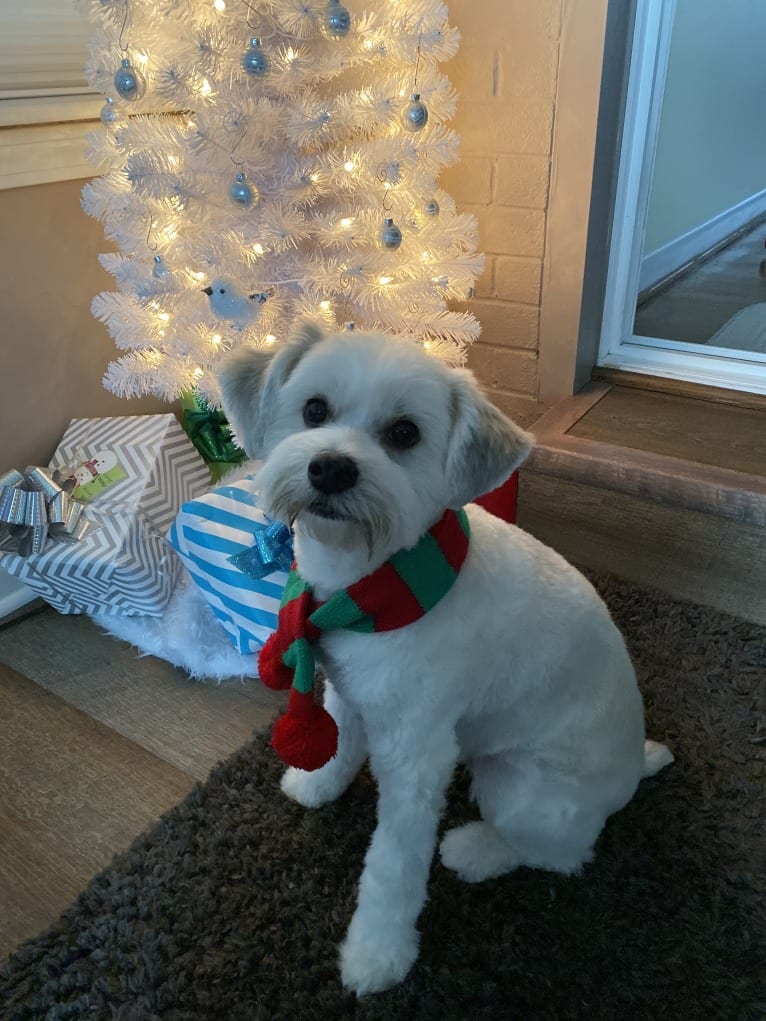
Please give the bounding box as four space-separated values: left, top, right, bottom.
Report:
1 573 764 1021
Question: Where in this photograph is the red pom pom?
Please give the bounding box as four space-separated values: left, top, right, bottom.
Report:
272 690 338 771
258 633 293 690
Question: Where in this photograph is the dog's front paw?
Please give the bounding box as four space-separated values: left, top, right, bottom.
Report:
280 766 342 808
339 913 418 996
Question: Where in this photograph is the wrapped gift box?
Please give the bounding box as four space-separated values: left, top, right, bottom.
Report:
168 476 288 654
0 414 210 616
475 470 520 523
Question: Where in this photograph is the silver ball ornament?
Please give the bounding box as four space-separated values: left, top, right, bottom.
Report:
322 0 351 39
402 93 428 133
113 59 146 101
99 97 124 127
380 217 402 250
229 172 258 207
423 198 440 217
242 37 270 77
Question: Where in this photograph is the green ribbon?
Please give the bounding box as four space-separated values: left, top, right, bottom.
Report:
182 403 246 465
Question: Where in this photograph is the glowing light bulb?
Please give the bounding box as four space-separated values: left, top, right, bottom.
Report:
309 172 320 183
194 367 204 378
423 340 432 350
319 300 332 311
363 38 375 50
213 0 226 9
265 334 277 344
167 155 179 167
378 275 393 285
211 333 222 346
201 78 213 96
344 161 355 172
158 312 170 322
253 243 264 255
286 48 297 63
135 52 149 67
340 217 353 228
192 271 206 281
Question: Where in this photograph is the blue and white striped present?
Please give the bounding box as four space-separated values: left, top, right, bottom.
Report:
168 476 290 654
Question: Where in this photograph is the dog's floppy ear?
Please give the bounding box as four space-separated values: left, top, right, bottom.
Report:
218 321 323 457
445 369 533 508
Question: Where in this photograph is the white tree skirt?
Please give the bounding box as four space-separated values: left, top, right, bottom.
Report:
93 571 259 682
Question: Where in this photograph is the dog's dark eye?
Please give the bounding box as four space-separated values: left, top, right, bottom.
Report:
386 419 420 450
303 397 329 427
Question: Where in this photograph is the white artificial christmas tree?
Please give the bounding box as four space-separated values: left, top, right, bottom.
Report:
80 0 484 408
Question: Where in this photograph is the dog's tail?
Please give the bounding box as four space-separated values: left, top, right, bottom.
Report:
642 739 674 778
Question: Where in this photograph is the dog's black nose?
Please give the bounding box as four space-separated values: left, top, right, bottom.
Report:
307 453 359 494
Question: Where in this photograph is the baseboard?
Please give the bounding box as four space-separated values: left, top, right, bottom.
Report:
0 568 36 620
639 189 766 293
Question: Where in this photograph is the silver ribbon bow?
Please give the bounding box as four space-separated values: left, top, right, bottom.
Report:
228 520 294 580
0 466 89 558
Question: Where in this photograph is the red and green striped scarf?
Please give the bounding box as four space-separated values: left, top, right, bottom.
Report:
258 507 470 771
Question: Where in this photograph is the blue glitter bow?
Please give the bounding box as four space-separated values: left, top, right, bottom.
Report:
228 520 293 580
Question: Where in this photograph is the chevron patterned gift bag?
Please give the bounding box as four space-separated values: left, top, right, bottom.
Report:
0 415 210 616
168 476 289 654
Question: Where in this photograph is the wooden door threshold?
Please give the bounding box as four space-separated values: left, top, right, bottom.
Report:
519 381 766 623
526 381 766 527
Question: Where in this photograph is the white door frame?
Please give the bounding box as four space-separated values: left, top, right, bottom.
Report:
597 0 766 395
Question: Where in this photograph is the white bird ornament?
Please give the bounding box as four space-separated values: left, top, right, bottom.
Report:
202 277 269 327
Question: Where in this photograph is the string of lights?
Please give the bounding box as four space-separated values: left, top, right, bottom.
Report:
80 0 484 406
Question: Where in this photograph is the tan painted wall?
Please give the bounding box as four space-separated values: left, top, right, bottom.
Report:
0 180 170 471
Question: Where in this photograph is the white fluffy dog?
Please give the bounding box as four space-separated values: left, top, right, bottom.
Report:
218 323 673 996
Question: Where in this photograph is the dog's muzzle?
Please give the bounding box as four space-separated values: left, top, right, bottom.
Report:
307 452 359 495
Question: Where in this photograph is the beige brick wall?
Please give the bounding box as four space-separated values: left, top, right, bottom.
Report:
444 0 562 426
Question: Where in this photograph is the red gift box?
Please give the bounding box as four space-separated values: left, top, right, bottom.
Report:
475 471 519 524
